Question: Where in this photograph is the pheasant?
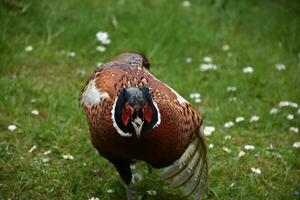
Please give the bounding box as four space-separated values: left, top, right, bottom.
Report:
80 52 208 200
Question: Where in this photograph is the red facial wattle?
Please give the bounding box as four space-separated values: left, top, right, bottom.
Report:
121 102 134 126
143 103 153 123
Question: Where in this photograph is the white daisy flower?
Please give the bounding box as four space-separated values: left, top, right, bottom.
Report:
287 114 294 120
29 145 37 153
182 0 191 8
267 144 273 150
189 93 201 99
42 157 50 163
270 108 278 114
244 145 255 150
194 98 201 103
199 63 218 71
222 45 230 51
31 109 39 115
203 126 215 136
224 121 234 128
146 190 157 196
208 144 214 149
227 86 237 92
238 150 246 158
243 66 253 74
224 135 231 140
106 189 114 193
62 154 74 160
275 63 286 71
185 57 192 63
67 52 76 57
88 197 99 200
31 99 36 103
279 101 298 108
96 31 111 45
8 124 17 131
290 127 299 133
250 115 260 122
293 142 300 148
25 46 33 52
235 116 245 123
251 167 261 174
44 150 51 155
222 147 232 153
230 182 235 187
96 45 106 52
203 56 212 63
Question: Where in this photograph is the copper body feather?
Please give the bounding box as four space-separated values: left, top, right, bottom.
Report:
81 53 208 199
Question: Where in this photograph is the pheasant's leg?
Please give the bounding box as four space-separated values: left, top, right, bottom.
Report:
112 160 133 199
125 184 132 200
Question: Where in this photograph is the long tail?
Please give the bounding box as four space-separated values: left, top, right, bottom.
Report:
160 127 208 200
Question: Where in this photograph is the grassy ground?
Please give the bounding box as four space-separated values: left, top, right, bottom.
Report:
1 0 300 199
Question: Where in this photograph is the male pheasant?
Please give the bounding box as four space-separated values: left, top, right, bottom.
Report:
80 53 208 200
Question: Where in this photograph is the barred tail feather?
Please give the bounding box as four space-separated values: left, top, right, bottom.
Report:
160 127 208 200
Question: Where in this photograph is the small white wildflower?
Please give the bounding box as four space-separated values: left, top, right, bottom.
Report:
238 150 246 158
185 57 192 63
132 172 143 183
222 147 232 153
203 126 215 136
270 108 278 114
250 115 260 122
267 144 273 150
297 108 300 115
227 86 237 92
42 157 50 163
290 127 299 133
224 135 231 140
272 152 282 159
8 124 17 131
235 116 245 123
203 56 212 63
222 45 230 51
44 150 51 155
275 63 286 71
29 145 37 153
182 0 191 8
67 52 76 57
88 197 99 200
96 31 111 45
293 142 300 148
230 182 235 187
199 63 218 71
96 45 106 52
62 154 74 160
244 145 255 150
251 167 261 174
189 93 201 99
279 101 298 108
106 189 114 194
228 97 237 102
194 98 201 103
130 164 136 170
287 114 294 120
146 190 157 196
243 66 253 74
208 144 214 149
31 109 39 115
25 46 33 52
224 121 234 128
31 99 36 103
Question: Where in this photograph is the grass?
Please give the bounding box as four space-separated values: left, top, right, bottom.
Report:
1 0 300 199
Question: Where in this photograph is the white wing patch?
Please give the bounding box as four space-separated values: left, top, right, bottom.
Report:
81 79 109 106
163 83 188 104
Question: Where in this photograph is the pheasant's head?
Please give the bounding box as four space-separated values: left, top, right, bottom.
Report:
112 87 160 138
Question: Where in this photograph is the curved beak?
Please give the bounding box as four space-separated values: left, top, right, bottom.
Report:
131 117 144 139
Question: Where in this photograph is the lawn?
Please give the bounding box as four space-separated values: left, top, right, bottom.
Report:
0 0 300 199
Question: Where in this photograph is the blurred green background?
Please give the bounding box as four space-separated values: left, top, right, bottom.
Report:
0 0 300 199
